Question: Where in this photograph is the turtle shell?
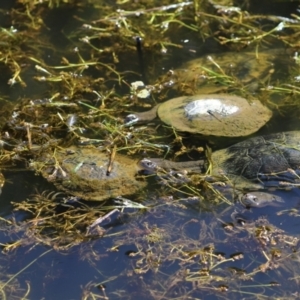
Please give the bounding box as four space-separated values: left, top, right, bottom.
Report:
211 131 300 187
157 94 272 137
34 146 145 201
175 50 277 93
138 131 300 191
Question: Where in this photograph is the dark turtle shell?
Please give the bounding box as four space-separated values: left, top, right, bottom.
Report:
211 131 300 188
139 131 300 190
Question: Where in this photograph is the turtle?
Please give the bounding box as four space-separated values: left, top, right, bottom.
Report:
239 192 284 208
31 146 146 201
173 49 279 93
33 131 299 204
140 131 300 206
125 49 285 137
125 94 272 137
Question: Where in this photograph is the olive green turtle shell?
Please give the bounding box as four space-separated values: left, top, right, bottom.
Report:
157 94 272 137
175 50 278 93
35 146 145 201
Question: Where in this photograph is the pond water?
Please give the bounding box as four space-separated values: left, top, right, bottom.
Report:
1 1 300 299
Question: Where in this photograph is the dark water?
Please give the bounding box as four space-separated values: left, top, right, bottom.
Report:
1 1 300 299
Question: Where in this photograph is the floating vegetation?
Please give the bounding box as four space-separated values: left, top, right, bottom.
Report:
1 187 300 299
8 191 116 251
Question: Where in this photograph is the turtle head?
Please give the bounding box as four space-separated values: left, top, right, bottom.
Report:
124 114 140 126
239 192 284 208
124 105 159 126
138 158 159 173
